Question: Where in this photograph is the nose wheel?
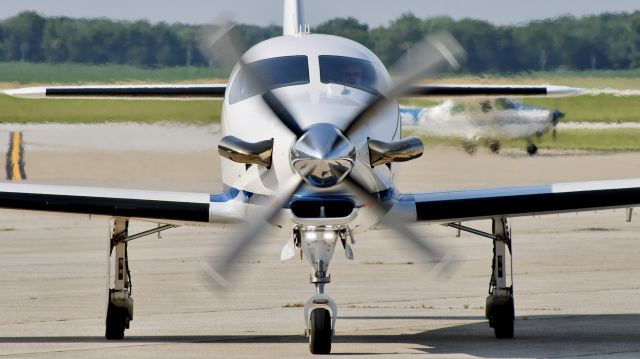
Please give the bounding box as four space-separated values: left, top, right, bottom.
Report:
309 308 332 354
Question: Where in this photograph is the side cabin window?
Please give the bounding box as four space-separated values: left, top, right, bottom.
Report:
450 103 466 115
494 98 512 110
229 55 310 104
319 55 388 95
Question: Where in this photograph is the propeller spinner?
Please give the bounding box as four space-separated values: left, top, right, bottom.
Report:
291 123 356 187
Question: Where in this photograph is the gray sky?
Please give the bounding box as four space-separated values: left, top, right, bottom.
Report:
1 0 639 27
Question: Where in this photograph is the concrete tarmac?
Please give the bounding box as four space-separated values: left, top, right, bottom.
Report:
1 124 640 358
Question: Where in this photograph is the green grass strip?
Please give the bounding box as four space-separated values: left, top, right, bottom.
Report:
0 62 224 84
0 94 221 124
413 128 640 152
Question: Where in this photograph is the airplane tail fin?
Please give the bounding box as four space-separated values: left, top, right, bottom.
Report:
283 0 305 36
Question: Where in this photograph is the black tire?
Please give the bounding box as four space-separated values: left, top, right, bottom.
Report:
463 141 478 155
526 143 538 156
105 302 128 340
488 297 515 339
309 308 332 354
489 141 501 154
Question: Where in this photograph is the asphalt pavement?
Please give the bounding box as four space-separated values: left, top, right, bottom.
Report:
1 124 640 358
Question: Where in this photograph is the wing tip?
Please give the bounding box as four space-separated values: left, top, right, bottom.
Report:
545 85 583 96
3 87 47 98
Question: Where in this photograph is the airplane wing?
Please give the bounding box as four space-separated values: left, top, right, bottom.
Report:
2 84 227 99
398 178 640 223
3 84 580 99
405 84 582 98
0 182 242 225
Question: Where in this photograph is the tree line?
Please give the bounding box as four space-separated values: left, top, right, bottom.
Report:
1 11 639 73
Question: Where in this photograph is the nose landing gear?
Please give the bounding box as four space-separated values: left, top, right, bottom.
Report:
299 227 342 354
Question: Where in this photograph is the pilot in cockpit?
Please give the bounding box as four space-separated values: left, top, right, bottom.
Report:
342 63 363 86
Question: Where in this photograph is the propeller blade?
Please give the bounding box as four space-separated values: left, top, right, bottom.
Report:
201 175 306 290
262 91 305 137
551 110 563 142
343 33 466 136
198 15 307 292
343 176 455 275
197 16 304 137
197 14 243 73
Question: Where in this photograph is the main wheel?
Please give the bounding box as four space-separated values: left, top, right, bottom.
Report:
526 143 538 156
105 301 128 340
309 308 332 354
463 141 478 155
487 296 515 339
489 141 501 154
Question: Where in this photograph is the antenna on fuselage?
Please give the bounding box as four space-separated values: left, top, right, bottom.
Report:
283 0 305 35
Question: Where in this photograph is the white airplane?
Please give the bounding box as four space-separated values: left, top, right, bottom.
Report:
400 98 565 155
3 0 640 355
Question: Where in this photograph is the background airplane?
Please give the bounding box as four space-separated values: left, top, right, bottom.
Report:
400 98 565 155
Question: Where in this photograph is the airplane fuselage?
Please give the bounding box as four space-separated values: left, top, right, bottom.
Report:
220 34 401 232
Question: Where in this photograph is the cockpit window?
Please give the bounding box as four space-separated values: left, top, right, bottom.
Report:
229 55 309 104
319 55 388 95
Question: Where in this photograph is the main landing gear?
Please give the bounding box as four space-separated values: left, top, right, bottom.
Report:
486 217 514 338
446 217 515 338
105 219 176 340
106 219 134 339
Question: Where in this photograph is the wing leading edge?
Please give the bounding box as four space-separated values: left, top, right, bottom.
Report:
3 84 227 99
0 183 241 225
400 178 640 223
405 84 582 98
3 84 580 99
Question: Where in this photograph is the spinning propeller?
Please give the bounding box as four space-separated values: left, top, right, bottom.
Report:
551 110 565 141
199 18 465 290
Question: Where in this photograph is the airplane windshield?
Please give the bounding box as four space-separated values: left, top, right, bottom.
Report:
319 55 388 95
229 55 310 104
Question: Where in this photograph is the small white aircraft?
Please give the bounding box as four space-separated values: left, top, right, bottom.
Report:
400 99 565 155
3 0 640 354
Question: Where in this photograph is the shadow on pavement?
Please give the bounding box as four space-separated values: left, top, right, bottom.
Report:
2 314 640 357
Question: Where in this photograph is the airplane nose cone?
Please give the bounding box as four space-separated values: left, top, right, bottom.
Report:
291 123 356 188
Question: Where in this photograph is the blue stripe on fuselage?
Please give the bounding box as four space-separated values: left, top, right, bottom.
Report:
210 186 395 208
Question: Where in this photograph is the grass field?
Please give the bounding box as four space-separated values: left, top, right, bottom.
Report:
521 96 640 123
0 94 221 123
0 62 639 151
432 70 640 90
415 128 640 152
1 62 639 89
0 62 224 86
